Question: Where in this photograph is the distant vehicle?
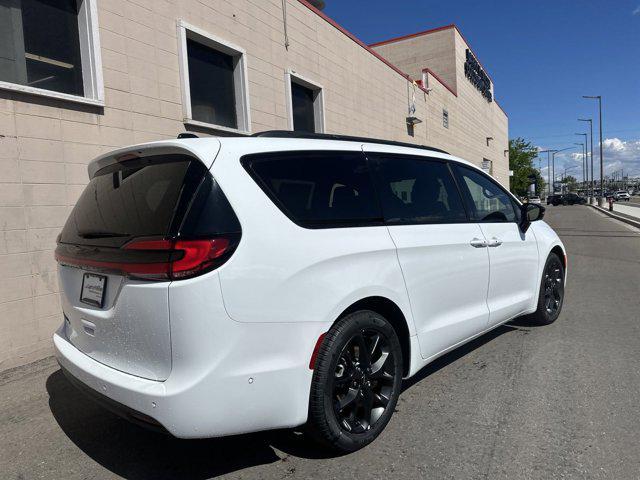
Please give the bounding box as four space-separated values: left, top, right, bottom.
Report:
547 194 564 206
547 193 585 206
528 196 541 204
614 191 631 201
563 193 587 205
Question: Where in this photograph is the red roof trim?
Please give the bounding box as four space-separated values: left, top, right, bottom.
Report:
370 24 495 84
296 0 412 84
368 24 456 47
295 0 506 116
422 68 457 97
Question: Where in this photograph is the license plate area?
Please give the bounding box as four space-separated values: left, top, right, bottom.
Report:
80 273 107 308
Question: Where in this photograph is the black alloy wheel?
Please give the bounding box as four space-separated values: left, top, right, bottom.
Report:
543 256 564 318
331 328 395 434
307 311 403 452
529 252 565 325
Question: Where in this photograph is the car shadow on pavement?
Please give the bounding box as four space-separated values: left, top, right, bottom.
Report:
46 323 522 479
401 324 518 392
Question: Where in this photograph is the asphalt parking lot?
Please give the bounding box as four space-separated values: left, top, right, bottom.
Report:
1 205 639 480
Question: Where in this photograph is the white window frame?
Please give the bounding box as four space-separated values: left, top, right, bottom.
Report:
177 20 251 135
442 108 449 129
285 70 325 133
0 0 104 107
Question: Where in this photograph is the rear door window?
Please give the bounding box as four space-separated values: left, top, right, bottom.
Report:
242 151 381 228
368 154 468 224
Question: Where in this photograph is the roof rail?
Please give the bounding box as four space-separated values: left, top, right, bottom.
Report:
252 130 449 155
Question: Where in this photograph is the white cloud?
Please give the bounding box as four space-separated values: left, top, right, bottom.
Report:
633 5 640 15
598 137 640 176
534 140 640 179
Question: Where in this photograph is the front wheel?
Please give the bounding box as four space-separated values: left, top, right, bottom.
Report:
307 310 403 452
528 252 565 325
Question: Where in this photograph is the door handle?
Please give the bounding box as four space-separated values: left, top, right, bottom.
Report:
469 237 487 248
487 237 503 247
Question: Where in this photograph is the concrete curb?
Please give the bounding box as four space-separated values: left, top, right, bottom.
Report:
590 204 640 230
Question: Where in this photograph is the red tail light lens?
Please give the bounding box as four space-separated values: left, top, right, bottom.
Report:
55 237 235 281
124 238 231 279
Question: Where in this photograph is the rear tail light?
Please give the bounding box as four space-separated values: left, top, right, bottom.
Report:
124 238 232 279
55 236 237 281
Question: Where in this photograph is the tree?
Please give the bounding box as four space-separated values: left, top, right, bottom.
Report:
559 175 577 192
509 137 546 197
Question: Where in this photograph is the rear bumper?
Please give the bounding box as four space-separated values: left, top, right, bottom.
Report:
58 361 168 434
54 315 326 438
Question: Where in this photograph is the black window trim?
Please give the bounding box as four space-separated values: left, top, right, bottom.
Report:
451 162 521 224
241 150 385 230
364 152 472 226
241 149 520 229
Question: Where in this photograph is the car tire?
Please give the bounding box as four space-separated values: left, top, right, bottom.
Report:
528 252 565 326
307 310 403 453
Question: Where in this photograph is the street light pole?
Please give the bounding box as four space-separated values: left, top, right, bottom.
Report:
563 165 578 192
575 132 587 189
579 118 594 203
551 147 574 194
537 149 553 197
583 97 604 205
574 141 585 188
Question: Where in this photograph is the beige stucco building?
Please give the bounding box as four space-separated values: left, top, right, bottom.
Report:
0 0 508 370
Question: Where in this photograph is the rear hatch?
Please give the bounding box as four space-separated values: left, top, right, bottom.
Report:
56 147 241 380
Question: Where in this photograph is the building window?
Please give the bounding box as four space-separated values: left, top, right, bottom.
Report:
177 20 250 134
286 71 324 133
0 0 103 105
442 108 449 129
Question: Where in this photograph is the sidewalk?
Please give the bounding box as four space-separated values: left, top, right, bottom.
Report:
590 199 640 228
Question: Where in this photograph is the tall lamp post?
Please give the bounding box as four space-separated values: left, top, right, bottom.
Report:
575 132 588 190
537 149 553 197
579 118 594 203
560 165 578 193
583 96 604 205
551 147 574 194
574 141 585 189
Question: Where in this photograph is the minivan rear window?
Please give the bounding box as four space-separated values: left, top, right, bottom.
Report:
59 154 239 248
242 151 382 228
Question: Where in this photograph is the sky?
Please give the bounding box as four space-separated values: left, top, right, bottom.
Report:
323 0 640 179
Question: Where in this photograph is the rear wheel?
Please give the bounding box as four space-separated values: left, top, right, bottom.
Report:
529 252 565 325
307 310 403 452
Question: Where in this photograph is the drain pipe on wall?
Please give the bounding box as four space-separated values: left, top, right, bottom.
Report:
282 0 290 49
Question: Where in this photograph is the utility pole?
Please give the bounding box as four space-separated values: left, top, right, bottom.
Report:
583 96 604 205
537 149 553 197
575 132 588 192
551 147 573 194
579 118 594 203
574 142 585 191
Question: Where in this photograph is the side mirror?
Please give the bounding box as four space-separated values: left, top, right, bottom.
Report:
519 203 545 233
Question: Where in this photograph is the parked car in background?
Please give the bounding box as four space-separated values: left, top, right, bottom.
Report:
53 132 566 453
563 193 587 205
547 193 565 207
614 191 631 201
528 196 541 204
547 194 564 206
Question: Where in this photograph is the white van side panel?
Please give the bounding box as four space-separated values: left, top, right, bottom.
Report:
210 141 416 336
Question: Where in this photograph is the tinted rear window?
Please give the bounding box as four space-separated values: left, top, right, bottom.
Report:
242 151 381 228
60 154 238 247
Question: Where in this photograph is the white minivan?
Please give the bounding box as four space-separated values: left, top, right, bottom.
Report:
54 131 566 452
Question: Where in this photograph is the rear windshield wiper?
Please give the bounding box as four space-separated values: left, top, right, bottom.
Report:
77 230 131 239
